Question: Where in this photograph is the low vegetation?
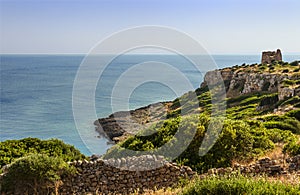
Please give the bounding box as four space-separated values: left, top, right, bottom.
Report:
0 137 86 169
180 175 300 195
105 75 300 172
230 60 300 74
0 138 85 194
1 154 76 195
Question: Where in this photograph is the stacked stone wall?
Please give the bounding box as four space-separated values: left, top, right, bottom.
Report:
60 155 195 194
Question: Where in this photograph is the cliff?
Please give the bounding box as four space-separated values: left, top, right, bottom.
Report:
95 60 300 143
202 63 300 100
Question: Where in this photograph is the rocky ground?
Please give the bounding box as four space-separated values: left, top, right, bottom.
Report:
94 102 171 143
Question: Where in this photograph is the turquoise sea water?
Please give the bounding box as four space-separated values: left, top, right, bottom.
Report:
1 54 299 155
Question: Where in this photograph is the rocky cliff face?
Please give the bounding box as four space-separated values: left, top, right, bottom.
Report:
203 69 300 100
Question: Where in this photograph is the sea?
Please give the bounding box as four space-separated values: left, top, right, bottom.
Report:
1 54 299 155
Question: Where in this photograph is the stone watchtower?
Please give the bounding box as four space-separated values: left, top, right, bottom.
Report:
261 49 282 64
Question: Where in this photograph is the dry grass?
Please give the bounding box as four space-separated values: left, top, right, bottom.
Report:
131 187 180 195
267 173 300 186
137 173 300 195
262 143 285 161
231 143 286 167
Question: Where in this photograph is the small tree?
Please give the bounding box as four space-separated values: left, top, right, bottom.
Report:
1 154 76 195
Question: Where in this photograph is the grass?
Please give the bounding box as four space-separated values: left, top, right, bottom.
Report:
226 60 300 75
180 175 300 195
137 175 300 195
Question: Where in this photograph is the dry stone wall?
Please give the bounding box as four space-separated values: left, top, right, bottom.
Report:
205 155 300 177
60 155 195 194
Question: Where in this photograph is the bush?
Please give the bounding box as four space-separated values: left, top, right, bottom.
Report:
1 154 76 194
282 79 296 86
259 93 278 107
284 141 300 156
286 109 300 120
0 138 86 168
266 128 296 143
293 68 300 72
104 115 278 173
264 119 300 134
290 61 299 66
282 69 289 73
279 96 300 107
226 93 261 106
240 96 260 106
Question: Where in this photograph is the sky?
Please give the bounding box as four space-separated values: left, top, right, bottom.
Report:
0 0 300 54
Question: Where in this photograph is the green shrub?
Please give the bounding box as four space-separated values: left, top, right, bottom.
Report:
290 61 299 66
293 68 300 72
259 93 279 107
104 115 279 173
280 96 300 107
190 119 265 171
1 154 76 194
170 98 181 110
264 119 300 134
226 93 262 106
286 109 300 120
0 138 86 168
283 140 300 156
266 128 297 143
240 96 260 106
283 62 289 66
167 109 181 118
282 79 296 86
282 69 289 73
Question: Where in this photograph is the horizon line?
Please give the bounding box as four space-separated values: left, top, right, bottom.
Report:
1 52 300 55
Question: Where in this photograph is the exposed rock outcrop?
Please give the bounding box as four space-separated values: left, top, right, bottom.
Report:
203 69 299 100
95 103 169 143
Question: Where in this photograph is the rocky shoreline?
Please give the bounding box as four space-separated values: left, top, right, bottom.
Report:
94 102 171 143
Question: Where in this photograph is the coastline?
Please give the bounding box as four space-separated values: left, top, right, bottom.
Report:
94 60 300 144
94 102 171 143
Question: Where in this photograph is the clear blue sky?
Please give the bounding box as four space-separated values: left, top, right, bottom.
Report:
0 0 299 54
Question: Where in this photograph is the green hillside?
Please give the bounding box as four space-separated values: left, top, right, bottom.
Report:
104 61 300 172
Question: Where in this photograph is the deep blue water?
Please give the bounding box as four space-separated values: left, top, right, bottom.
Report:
1 54 299 155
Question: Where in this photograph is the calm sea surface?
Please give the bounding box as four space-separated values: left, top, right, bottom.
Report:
1 54 299 155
